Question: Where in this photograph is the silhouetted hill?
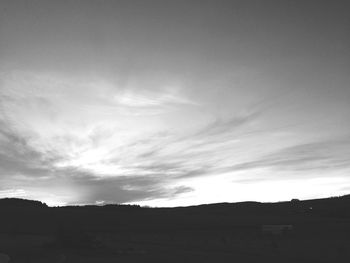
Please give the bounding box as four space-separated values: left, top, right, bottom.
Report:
0 195 349 262
2 194 349 212
0 194 349 235
189 195 350 217
0 198 48 208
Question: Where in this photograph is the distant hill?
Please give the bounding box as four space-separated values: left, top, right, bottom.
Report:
0 198 48 208
0 194 349 235
0 195 350 262
1 195 350 214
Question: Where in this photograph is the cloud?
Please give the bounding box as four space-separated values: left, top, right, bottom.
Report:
0 118 196 205
5 70 347 206
106 112 262 181
113 89 198 108
0 130 195 205
225 136 350 174
0 121 59 179
58 173 194 205
0 82 262 205
192 111 260 138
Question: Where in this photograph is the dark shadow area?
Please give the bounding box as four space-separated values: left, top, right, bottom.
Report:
0 195 350 262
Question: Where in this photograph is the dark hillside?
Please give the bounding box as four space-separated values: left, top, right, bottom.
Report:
0 195 349 262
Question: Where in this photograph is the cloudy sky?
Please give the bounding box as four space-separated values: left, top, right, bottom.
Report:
0 0 349 206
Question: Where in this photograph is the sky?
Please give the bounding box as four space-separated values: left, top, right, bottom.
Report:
0 0 350 207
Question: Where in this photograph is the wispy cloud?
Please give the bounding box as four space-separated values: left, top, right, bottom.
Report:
192 111 260 138
0 120 58 178
103 112 263 181
114 89 198 108
0 76 261 205
0 122 195 205
0 71 202 205
226 137 350 175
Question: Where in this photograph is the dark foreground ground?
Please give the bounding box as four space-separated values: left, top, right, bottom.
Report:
0 195 350 262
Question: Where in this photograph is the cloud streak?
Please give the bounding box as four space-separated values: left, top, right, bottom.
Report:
226 137 350 175
114 89 198 108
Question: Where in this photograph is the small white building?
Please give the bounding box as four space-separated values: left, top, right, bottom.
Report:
261 224 293 235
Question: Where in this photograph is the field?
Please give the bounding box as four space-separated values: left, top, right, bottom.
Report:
0 196 350 262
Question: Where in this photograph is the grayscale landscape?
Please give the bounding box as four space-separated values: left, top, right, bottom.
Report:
0 0 349 262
